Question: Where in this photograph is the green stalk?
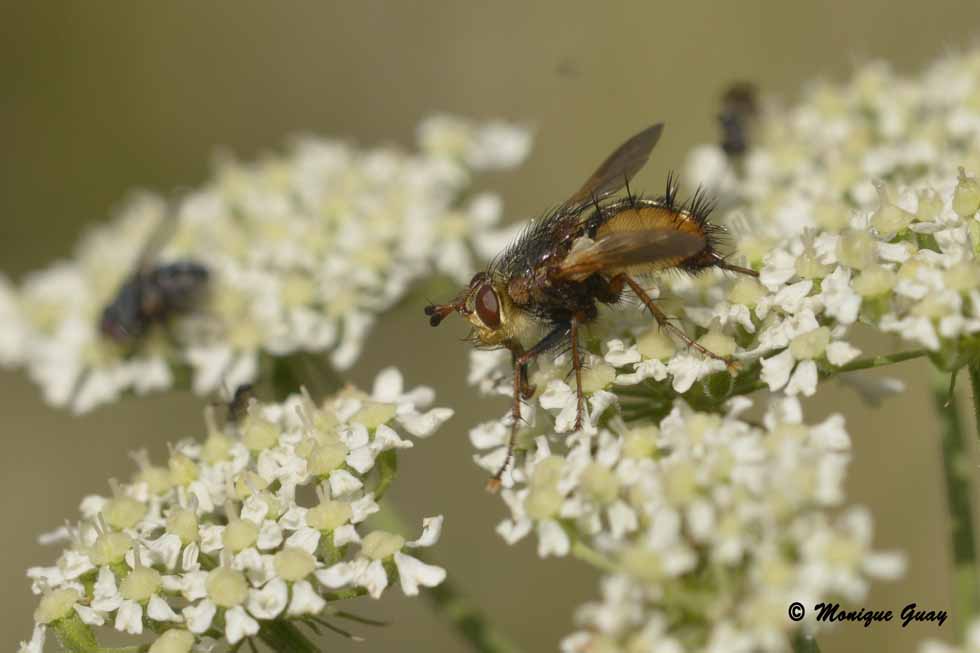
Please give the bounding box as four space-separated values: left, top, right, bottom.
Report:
791 631 821 653
970 363 980 438
570 540 617 572
616 349 927 402
50 614 98 653
424 578 525 653
373 449 398 500
831 348 928 374
565 528 617 573
372 504 524 653
258 619 320 653
934 370 980 635
726 348 929 401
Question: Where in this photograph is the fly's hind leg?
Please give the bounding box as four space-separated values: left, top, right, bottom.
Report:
716 257 759 278
610 273 739 374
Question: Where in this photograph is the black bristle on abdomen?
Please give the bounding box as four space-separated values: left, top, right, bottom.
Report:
683 185 716 228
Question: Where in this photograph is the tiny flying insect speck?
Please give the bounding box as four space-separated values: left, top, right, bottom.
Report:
425 123 758 489
99 213 209 346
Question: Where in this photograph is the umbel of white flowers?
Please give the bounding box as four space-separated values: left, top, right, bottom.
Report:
469 345 904 651
11 43 980 653
18 368 452 653
0 116 531 413
466 47 980 653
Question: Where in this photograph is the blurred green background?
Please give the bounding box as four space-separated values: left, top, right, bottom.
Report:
4 3 980 652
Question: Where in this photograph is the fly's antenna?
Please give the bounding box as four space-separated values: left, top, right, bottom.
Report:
425 283 475 326
424 303 456 327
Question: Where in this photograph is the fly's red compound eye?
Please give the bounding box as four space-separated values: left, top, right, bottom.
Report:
475 283 500 329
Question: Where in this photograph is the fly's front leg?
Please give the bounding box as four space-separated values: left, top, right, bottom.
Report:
511 349 535 400
488 325 570 492
611 273 739 374
570 315 585 431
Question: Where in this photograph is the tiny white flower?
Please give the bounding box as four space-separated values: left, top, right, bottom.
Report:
245 577 288 620
183 599 217 634
286 580 327 617
393 552 448 596
224 606 259 644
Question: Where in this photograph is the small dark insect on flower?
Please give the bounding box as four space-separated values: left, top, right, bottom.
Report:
718 81 759 159
226 383 255 424
99 215 209 345
425 123 759 490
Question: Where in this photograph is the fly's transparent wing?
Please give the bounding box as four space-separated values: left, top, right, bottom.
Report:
558 123 664 214
556 227 702 281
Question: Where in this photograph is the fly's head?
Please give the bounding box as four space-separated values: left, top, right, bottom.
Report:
424 271 517 347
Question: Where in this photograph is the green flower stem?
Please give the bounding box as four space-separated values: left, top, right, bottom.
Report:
258 619 321 653
570 540 616 572
791 631 821 653
268 352 346 401
933 370 980 635
50 614 98 653
566 531 617 573
424 579 525 653
373 449 398 501
372 504 524 653
323 587 369 601
615 349 929 419
831 348 929 374
622 350 930 401
971 362 980 437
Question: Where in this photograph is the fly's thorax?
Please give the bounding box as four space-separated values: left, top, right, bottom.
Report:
558 236 599 282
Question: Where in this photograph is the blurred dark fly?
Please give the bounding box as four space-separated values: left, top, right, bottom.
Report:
424 123 758 489
718 82 759 159
226 383 255 424
99 214 209 345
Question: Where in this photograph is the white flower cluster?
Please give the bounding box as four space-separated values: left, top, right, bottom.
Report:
534 52 980 402
19 368 452 653
459 49 980 653
469 353 902 652
921 620 980 653
688 50 980 236
686 60 980 392
4 115 530 413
